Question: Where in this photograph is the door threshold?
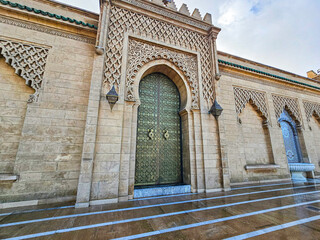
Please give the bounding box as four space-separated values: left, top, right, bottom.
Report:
134 184 191 198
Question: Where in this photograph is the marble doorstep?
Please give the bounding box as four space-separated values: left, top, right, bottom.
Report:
134 185 191 198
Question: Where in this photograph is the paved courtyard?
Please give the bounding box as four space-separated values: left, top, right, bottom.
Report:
1 180 320 240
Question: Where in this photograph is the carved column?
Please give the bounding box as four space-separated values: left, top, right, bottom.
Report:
75 1 111 208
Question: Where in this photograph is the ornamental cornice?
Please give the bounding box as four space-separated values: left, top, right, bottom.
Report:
0 16 96 44
115 0 215 32
219 59 320 92
0 0 98 29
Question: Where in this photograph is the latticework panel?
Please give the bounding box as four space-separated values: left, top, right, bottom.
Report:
272 94 302 123
303 101 320 122
104 5 214 104
126 39 199 108
0 39 49 103
233 87 269 120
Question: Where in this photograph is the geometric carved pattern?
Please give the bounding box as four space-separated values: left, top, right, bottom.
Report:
303 101 320 122
104 5 214 104
126 39 199 109
0 39 49 103
233 87 269 120
272 94 302 123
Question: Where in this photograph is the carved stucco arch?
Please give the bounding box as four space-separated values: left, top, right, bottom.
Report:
125 39 199 109
0 39 49 103
233 87 269 121
132 59 192 111
303 101 320 122
272 94 302 125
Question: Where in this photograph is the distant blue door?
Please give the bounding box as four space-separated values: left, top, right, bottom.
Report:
279 111 302 163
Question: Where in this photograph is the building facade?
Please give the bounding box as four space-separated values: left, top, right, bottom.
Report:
0 0 319 209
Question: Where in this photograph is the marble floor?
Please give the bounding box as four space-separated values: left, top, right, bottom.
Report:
1 180 320 240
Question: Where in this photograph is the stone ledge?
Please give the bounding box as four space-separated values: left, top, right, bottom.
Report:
245 164 280 171
0 174 18 181
134 185 191 198
289 163 315 172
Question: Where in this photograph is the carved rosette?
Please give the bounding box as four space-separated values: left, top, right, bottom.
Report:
233 87 269 120
303 101 320 122
103 6 214 104
126 39 199 109
272 95 302 123
0 39 49 103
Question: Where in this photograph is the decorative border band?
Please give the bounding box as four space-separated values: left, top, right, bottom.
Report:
0 16 96 44
0 0 97 29
219 59 320 91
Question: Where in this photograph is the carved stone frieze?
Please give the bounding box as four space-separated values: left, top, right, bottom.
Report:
0 16 95 44
303 101 320 122
119 0 211 31
233 87 269 120
272 94 302 123
104 5 214 104
126 39 199 108
0 39 49 102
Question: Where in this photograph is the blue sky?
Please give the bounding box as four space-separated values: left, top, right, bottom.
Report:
59 0 319 77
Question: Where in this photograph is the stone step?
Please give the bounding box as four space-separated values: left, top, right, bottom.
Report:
134 184 191 198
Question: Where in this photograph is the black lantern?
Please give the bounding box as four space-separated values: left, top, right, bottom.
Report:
209 99 223 118
162 0 171 6
106 85 119 110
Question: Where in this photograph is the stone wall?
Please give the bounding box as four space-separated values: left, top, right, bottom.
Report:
239 103 273 165
218 51 320 184
309 116 320 173
0 0 96 203
0 58 34 174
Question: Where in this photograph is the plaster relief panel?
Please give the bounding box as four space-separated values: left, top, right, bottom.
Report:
103 5 214 104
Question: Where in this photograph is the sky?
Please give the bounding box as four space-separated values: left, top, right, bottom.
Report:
60 0 319 77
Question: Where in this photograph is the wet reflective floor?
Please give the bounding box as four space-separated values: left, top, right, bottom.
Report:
1 180 320 240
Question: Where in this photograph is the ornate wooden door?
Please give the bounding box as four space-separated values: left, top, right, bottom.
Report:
135 73 182 186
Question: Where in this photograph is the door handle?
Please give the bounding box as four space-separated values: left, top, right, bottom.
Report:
163 130 169 140
148 129 154 140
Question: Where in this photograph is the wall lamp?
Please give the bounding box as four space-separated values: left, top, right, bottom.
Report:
209 99 223 118
106 85 119 110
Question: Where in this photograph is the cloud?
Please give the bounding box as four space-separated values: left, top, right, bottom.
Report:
59 0 319 76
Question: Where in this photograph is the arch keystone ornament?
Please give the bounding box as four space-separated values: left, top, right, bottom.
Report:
0 39 49 103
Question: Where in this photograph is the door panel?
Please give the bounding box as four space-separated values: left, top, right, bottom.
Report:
280 121 300 163
135 73 181 186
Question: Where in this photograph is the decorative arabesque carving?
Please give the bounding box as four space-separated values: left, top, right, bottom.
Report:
0 39 49 103
303 101 320 122
126 39 199 108
233 87 269 120
272 95 302 123
104 6 214 104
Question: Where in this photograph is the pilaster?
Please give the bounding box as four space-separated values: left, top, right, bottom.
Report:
75 1 111 208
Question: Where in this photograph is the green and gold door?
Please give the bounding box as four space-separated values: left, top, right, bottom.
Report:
135 73 182 186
